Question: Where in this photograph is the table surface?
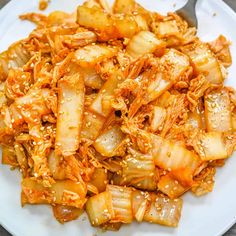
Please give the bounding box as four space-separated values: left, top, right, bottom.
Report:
0 0 236 235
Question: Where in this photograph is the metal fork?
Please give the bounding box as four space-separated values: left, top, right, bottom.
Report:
176 0 198 28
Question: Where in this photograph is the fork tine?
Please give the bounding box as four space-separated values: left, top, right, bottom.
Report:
176 0 198 28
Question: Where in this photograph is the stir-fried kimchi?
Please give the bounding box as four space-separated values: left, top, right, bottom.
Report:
0 0 235 230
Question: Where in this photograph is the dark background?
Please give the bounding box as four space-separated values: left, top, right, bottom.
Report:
0 0 235 235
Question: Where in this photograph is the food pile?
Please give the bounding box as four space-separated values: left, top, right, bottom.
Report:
0 0 235 230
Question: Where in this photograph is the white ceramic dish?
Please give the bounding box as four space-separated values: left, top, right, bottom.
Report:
0 0 236 235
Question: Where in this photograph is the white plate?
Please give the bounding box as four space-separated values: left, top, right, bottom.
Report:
0 0 236 236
